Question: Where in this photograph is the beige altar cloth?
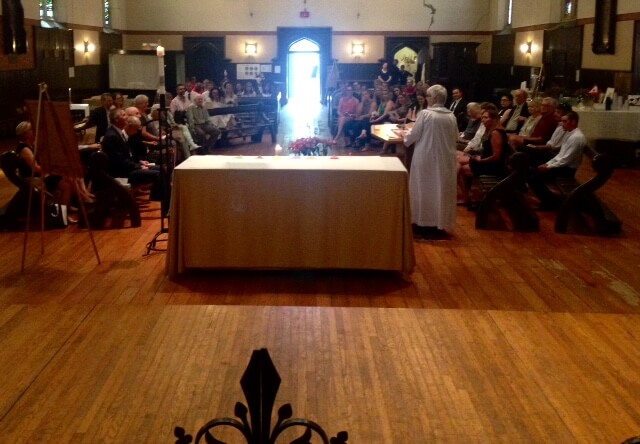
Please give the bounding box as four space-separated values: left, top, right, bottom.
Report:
166 155 415 277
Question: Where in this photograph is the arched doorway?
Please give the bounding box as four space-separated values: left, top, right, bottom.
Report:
183 37 226 87
385 36 430 85
276 27 332 104
287 38 321 102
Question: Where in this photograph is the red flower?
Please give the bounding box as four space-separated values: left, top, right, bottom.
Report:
287 136 335 155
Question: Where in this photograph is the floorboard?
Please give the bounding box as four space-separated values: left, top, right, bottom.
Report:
0 99 639 442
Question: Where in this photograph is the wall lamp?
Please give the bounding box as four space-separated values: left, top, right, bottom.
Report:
520 40 532 55
76 39 95 54
351 42 365 56
245 42 257 55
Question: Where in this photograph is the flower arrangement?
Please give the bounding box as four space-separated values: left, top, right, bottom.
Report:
287 136 335 156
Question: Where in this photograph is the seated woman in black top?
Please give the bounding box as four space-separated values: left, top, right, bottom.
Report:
457 107 509 204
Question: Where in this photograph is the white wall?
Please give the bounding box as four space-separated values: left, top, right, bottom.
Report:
121 0 492 32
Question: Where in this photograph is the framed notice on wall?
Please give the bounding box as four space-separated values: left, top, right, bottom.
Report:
237 64 260 80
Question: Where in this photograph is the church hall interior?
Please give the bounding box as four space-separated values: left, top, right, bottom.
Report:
1 0 640 442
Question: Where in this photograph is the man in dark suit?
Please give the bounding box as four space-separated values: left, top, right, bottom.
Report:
101 108 160 193
78 93 113 143
448 87 468 132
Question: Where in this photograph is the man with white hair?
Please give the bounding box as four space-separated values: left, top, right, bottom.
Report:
187 93 220 152
403 84 458 240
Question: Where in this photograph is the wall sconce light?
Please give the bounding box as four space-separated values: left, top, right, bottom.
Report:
351 42 365 56
520 40 532 55
76 39 95 54
245 42 257 55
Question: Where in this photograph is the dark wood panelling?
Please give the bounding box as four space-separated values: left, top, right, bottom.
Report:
0 27 122 138
492 33 515 65
430 42 480 98
336 63 379 84
543 25 582 95
476 64 514 102
183 37 226 86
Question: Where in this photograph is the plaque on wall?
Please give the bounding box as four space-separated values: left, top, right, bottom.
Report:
237 63 261 80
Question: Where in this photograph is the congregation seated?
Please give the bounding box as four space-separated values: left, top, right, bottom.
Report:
222 81 239 106
14 121 93 216
112 92 126 111
389 93 411 124
187 93 220 153
343 89 377 149
502 89 530 133
100 108 162 199
170 84 191 125
508 97 558 149
498 93 513 122
448 87 469 132
403 78 417 101
206 87 236 131
407 91 427 122
352 89 395 151
457 105 509 205
519 102 572 167
75 92 113 143
457 102 482 146
527 111 586 210
333 85 359 145
243 82 258 97
124 106 151 162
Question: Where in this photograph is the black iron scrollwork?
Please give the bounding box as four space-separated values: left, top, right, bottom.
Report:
175 349 348 444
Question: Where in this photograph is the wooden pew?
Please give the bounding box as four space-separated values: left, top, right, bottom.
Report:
474 152 540 232
238 96 279 139
554 153 621 236
208 102 276 145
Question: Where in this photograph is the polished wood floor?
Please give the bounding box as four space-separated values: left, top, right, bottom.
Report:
0 100 639 442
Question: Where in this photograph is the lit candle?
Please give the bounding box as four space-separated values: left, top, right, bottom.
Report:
156 45 166 95
274 144 283 156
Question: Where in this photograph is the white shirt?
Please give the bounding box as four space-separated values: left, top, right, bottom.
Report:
546 127 586 169
464 124 485 153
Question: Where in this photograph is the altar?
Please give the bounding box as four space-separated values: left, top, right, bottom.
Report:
166 155 415 278
576 109 640 166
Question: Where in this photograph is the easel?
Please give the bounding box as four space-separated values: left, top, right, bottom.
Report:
22 83 100 273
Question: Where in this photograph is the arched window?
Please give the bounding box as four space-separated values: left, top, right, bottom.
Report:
289 38 319 53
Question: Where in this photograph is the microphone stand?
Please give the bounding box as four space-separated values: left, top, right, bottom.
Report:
145 93 171 254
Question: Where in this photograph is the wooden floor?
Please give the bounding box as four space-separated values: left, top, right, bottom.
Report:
1 99 639 442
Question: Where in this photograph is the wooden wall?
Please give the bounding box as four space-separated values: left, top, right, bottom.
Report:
0 20 122 139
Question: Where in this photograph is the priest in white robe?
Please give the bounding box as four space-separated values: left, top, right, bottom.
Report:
403 84 458 239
